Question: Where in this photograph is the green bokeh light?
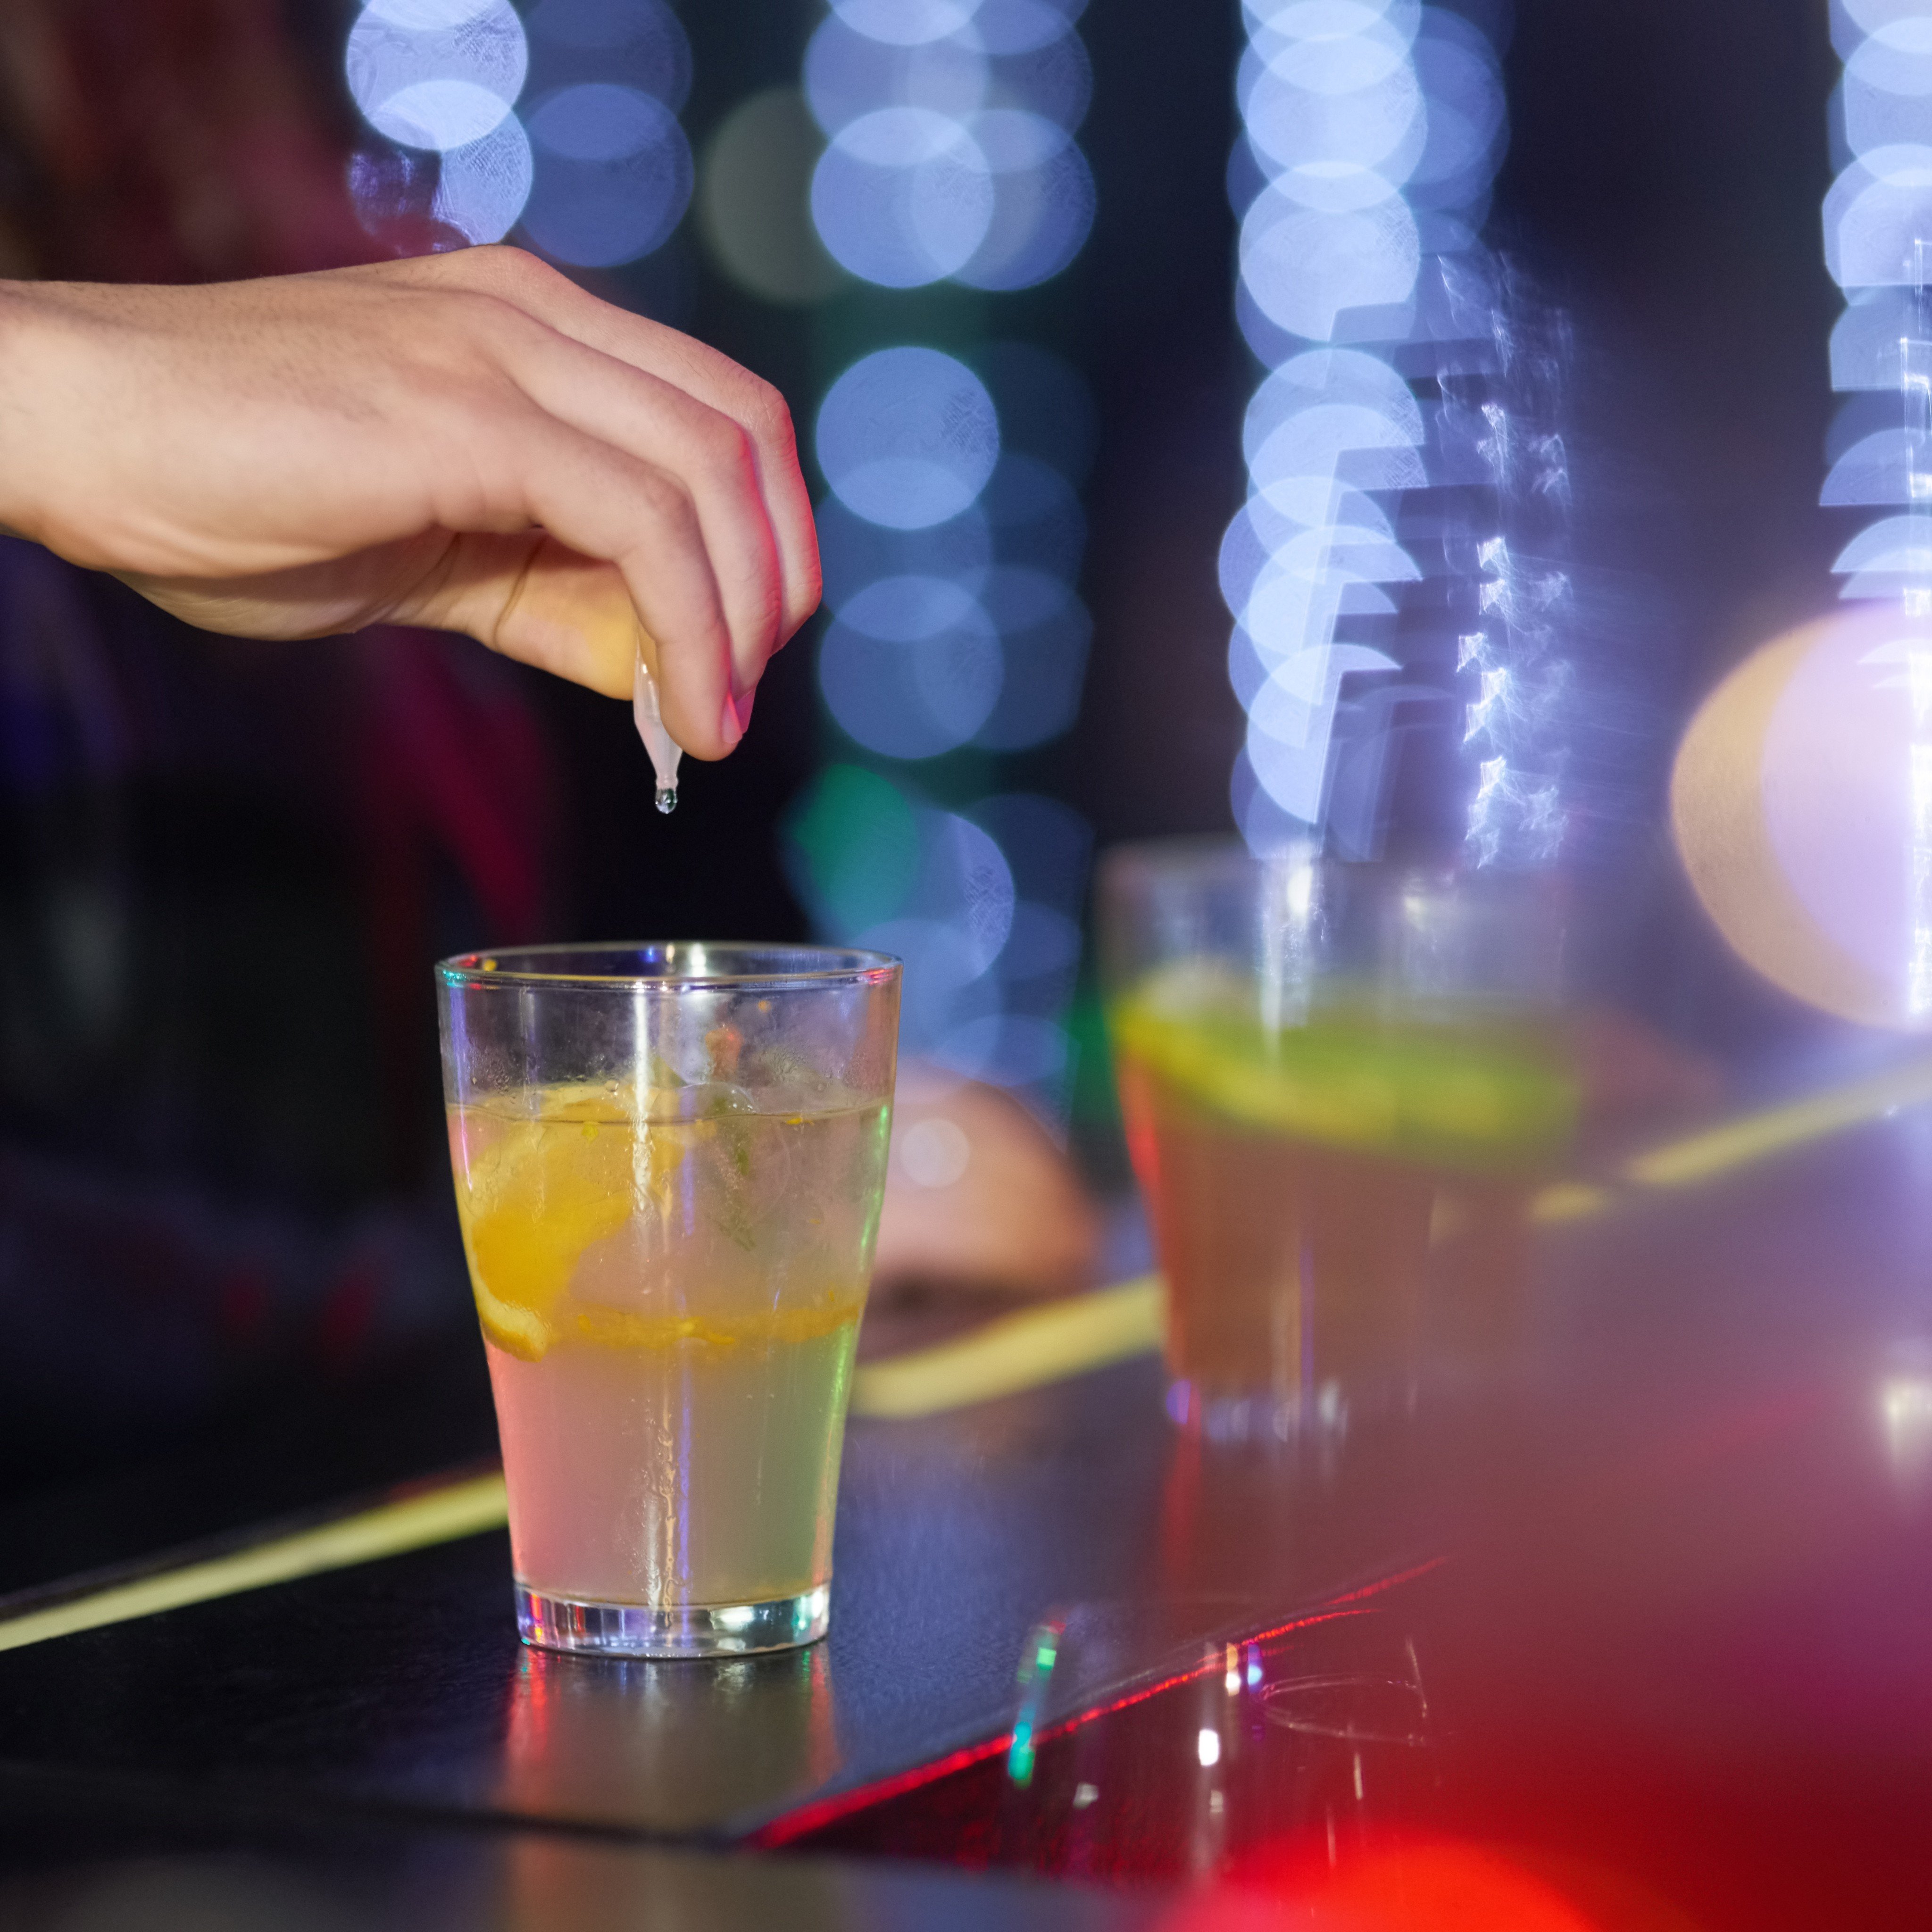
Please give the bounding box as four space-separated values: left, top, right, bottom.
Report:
783 763 921 935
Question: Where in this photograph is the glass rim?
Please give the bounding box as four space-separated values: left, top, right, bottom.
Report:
436 941 900 992
1098 836 1568 895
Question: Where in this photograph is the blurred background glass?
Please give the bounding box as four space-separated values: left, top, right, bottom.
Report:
1099 840 1573 1444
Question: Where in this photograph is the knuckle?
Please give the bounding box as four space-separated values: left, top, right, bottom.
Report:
741 376 795 448
464 243 556 295
634 466 697 532
692 410 757 484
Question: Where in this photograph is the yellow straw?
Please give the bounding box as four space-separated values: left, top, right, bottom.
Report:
1619 1053 1932 1188
0 1472 508 1655
849 1275 1164 1421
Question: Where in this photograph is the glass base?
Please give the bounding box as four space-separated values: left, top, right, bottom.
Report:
1165 1376 1359 1445
515 1582 831 1658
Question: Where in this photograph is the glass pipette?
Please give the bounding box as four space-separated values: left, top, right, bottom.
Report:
632 653 683 815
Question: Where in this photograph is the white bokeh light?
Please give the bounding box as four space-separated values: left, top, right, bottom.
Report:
1824 6 1932 606
347 0 526 151
1826 146 1932 287
1240 189 1420 340
1225 0 1515 851
433 114 534 242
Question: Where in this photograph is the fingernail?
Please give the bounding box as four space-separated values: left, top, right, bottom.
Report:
719 692 744 750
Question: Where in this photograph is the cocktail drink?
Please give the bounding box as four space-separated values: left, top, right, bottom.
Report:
1100 844 1574 1441
438 945 899 1657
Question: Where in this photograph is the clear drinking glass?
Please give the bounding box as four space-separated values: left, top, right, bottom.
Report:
1098 841 1574 1445
437 943 899 1658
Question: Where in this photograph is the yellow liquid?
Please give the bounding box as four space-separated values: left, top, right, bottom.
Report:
449 1086 888 1607
1110 993 1576 1412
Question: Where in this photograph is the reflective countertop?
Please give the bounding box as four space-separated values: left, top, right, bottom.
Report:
6 1050 1932 1926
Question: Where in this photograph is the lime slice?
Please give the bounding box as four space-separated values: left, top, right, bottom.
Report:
1109 997 1576 1170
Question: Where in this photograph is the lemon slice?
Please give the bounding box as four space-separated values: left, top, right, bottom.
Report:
472 1279 554 1363
450 1094 637 1362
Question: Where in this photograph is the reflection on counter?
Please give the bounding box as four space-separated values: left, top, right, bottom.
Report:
497 1641 838 1835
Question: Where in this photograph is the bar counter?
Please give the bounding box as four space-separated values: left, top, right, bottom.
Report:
4 1044 1932 1926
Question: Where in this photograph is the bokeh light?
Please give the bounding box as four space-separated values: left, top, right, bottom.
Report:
968 566 1091 749
1677 0 1932 1030
804 0 1093 293
817 575 1004 757
347 0 526 152
834 0 987 46
433 116 535 245
785 0 1097 1120
1824 8 1932 627
1223 0 1532 863
345 0 692 260
816 348 1001 529
817 498 994 612
1673 608 1932 1028
806 17 989 131
812 108 994 286
953 110 1095 290
520 83 691 266
525 0 691 113
698 89 845 304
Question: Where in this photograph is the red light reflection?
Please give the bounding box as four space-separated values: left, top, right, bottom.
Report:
1167 1835 1667 1932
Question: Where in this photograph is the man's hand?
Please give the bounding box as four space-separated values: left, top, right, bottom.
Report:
0 248 819 758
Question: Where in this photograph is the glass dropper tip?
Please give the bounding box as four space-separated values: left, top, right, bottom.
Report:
633 654 683 819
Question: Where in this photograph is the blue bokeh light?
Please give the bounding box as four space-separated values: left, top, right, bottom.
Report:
952 110 1095 289
521 83 691 266
835 0 988 47
811 109 994 285
791 1 1096 1116
525 0 692 113
806 0 1092 294
819 575 1004 758
816 348 1001 529
806 16 988 130
817 498 995 612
